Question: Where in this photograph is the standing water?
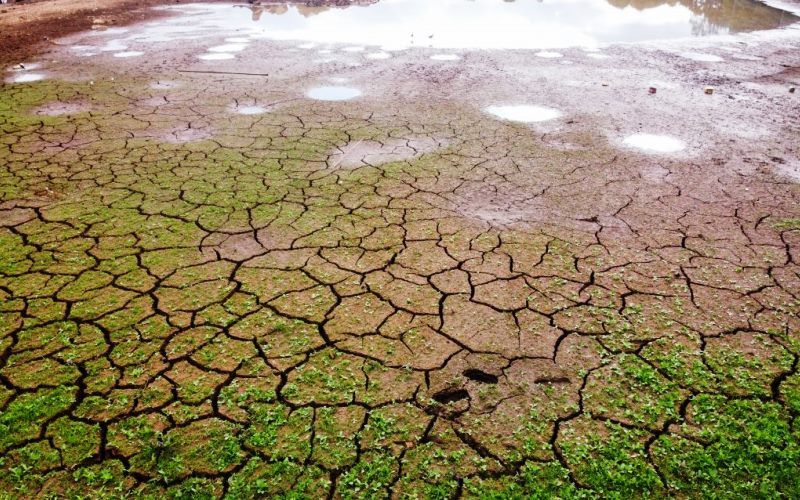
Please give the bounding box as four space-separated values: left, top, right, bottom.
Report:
143 0 799 51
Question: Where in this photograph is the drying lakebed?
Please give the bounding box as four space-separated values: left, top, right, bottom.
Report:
1 0 800 497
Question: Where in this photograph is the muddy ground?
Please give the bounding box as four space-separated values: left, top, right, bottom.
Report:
1 1 800 498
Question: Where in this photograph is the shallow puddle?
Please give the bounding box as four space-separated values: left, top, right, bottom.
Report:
113 51 144 58
430 54 461 61
536 51 563 58
208 43 247 53
233 105 268 115
199 53 235 60
486 105 562 123
149 0 797 51
307 86 362 101
9 73 45 83
623 133 685 153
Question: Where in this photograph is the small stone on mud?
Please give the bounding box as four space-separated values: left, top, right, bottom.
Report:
704 86 715 95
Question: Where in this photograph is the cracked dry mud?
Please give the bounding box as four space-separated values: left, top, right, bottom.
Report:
2 8 800 500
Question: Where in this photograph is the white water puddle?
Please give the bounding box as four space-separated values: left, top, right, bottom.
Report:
486 105 562 123
233 105 268 115
199 53 236 60
100 40 129 52
678 51 724 62
536 51 563 58
366 52 391 60
307 86 362 101
342 46 366 52
114 51 144 58
225 37 250 43
298 43 317 49
622 133 685 153
148 0 796 51
209 43 248 53
9 73 45 83
430 54 461 61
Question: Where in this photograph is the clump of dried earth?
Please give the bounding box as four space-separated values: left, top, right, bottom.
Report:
1 1 800 498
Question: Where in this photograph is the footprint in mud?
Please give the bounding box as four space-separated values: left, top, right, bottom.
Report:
432 387 470 404
463 368 499 384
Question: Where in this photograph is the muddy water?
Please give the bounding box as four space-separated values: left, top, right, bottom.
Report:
147 0 798 51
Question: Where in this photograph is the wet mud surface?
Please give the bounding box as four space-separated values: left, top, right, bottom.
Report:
1 1 800 498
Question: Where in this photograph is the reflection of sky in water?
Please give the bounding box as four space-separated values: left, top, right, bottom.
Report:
133 0 798 50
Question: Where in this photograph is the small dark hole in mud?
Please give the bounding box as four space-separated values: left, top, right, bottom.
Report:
432 388 469 404
463 369 499 384
534 376 571 384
